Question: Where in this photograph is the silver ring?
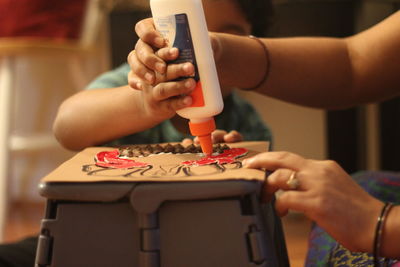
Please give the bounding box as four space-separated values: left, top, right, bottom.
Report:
286 171 300 190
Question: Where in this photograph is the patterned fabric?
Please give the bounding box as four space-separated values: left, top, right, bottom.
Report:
306 171 400 266
86 63 273 145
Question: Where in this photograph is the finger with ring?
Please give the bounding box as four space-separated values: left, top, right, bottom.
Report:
286 171 300 190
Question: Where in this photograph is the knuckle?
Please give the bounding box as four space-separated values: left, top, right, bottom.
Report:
176 83 187 95
155 86 167 99
324 159 339 169
127 71 137 86
127 50 136 63
155 72 166 83
134 41 141 52
139 67 151 79
179 64 189 76
312 197 327 217
165 100 175 113
128 77 136 89
275 151 292 161
155 48 164 58
320 159 339 174
142 54 155 67
276 169 289 181
129 62 139 74
166 64 182 79
134 21 141 33
141 31 154 44
267 172 279 185
173 98 186 111
137 47 145 59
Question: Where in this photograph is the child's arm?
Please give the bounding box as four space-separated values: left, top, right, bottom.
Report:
53 80 195 150
53 33 199 151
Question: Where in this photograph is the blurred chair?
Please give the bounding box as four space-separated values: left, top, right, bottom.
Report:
0 0 113 240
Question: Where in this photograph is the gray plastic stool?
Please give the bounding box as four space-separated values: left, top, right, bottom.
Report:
35 180 289 267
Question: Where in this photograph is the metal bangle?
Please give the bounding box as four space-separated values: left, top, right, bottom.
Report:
243 35 270 91
373 202 394 267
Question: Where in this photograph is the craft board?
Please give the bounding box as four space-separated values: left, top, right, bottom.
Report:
42 141 269 183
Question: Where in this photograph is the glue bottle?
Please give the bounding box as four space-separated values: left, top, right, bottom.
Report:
150 0 223 155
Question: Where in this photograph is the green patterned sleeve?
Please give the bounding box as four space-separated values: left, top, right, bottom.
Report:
86 64 130 89
215 91 273 145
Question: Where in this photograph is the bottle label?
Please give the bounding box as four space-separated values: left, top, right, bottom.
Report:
154 13 205 107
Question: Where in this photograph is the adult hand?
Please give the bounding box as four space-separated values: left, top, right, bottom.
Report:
242 151 383 253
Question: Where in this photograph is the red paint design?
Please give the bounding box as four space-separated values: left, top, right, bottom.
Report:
95 149 149 169
181 148 248 166
94 147 248 169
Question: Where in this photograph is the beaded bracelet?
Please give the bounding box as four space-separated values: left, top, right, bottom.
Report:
373 202 394 267
243 35 271 91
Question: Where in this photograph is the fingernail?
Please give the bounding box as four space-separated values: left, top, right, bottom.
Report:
185 79 195 89
169 47 178 56
145 72 154 83
182 96 192 106
136 82 142 89
155 37 165 47
242 159 248 167
242 158 253 168
181 138 192 145
183 63 193 74
155 62 166 73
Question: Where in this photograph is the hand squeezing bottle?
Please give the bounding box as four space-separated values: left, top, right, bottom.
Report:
150 0 223 155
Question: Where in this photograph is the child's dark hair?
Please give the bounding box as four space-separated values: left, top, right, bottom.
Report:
235 0 274 37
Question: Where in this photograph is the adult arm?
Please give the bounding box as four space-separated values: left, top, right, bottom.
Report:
214 11 400 108
133 12 400 109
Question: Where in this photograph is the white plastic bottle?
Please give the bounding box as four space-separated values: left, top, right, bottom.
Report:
150 0 223 155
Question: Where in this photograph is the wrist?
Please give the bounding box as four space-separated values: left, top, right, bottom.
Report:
352 199 382 253
373 202 394 265
214 33 269 90
242 35 270 91
127 88 171 128
380 204 400 259
143 108 174 125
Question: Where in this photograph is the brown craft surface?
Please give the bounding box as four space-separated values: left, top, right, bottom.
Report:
42 141 269 183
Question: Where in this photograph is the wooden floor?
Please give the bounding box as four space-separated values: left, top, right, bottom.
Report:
5 201 311 267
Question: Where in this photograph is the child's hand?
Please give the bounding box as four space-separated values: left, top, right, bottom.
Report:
127 46 195 90
182 130 243 146
138 78 195 121
127 18 199 121
202 130 243 144
128 18 195 89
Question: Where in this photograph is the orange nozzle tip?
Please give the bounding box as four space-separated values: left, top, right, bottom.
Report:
188 119 216 155
198 134 213 156
188 119 216 136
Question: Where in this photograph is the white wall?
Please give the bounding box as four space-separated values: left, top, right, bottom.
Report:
237 90 327 160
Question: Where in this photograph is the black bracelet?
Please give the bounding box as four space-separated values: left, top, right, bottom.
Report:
243 35 271 91
373 202 394 267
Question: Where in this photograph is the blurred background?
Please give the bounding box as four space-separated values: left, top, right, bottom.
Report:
1 0 399 265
